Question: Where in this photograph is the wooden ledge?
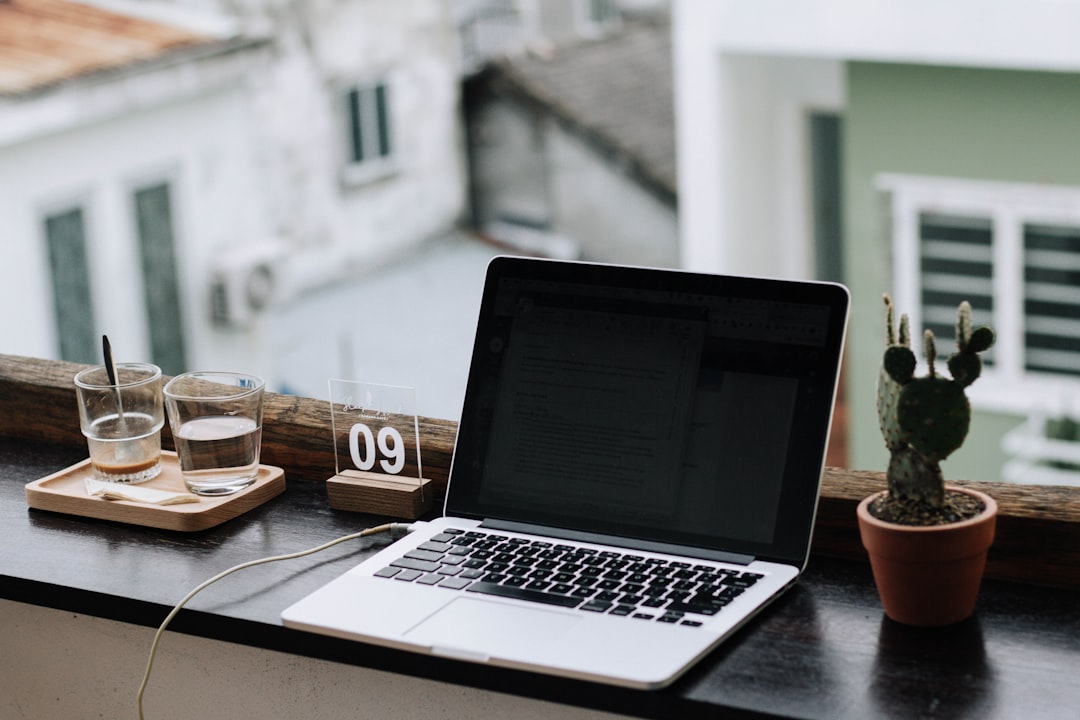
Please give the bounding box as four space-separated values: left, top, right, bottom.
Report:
2 353 1077 589
0 354 456 494
812 468 1080 589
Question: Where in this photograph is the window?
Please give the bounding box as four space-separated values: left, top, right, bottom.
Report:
43 206 97 364
917 212 995 360
809 112 844 283
576 0 620 37
133 182 187 376
343 79 394 184
1023 223 1080 377
880 175 1080 413
587 0 617 24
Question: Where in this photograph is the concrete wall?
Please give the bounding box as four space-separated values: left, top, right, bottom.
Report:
0 599 625 720
470 94 678 267
469 100 550 227
547 122 678 267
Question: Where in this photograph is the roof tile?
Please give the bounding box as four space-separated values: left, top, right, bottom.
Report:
0 0 211 94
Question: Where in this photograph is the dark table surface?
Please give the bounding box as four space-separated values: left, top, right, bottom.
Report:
3 437 1078 719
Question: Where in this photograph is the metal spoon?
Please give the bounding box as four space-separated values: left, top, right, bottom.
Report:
103 334 125 421
102 334 136 469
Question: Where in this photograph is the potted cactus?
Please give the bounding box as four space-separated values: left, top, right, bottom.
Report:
857 295 998 626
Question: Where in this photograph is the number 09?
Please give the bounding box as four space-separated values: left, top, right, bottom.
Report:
349 423 405 474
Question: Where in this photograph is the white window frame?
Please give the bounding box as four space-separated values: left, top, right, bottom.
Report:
878 173 1080 415
341 77 396 186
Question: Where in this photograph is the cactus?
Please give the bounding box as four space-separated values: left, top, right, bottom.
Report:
877 296 995 509
877 297 911 453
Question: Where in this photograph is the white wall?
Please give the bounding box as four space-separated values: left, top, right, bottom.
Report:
672 0 1080 71
674 44 843 278
0 599 627 720
0 84 266 373
723 55 843 279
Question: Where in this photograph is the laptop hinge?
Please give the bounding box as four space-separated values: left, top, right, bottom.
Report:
480 519 756 566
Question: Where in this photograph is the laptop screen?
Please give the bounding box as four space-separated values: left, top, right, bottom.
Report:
447 257 849 566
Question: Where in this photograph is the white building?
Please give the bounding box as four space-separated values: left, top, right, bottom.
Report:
0 0 466 386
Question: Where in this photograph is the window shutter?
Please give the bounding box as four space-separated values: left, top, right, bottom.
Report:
1023 224 1080 377
375 83 391 158
918 212 995 358
134 183 187 376
347 88 365 163
44 207 97 364
345 82 392 167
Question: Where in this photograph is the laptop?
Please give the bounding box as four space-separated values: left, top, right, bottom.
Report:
282 256 849 689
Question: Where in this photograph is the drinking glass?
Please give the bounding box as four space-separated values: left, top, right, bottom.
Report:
163 371 265 496
74 363 164 484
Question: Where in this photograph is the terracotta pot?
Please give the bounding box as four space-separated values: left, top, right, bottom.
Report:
857 486 997 627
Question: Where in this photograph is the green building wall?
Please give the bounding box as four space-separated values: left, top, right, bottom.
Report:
842 62 1080 482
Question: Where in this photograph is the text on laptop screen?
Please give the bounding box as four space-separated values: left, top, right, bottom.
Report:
449 263 847 565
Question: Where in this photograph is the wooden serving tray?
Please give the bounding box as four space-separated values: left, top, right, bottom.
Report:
25 451 285 532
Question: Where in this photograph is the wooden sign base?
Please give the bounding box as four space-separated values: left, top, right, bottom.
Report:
326 470 434 520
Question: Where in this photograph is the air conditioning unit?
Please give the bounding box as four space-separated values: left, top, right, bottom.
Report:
209 243 287 328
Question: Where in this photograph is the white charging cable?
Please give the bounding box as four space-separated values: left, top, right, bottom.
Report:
136 521 419 719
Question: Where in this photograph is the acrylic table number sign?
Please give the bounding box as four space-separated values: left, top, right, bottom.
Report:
325 379 433 519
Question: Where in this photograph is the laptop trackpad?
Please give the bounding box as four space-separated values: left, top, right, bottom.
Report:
405 597 580 660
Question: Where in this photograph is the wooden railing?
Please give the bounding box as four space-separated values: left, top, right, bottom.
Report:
2 353 1077 589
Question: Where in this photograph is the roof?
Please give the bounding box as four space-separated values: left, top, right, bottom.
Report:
0 0 214 95
484 18 676 203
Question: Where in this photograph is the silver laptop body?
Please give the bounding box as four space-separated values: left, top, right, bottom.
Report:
282 256 849 689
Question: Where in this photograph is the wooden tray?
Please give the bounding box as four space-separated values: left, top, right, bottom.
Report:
25 451 285 532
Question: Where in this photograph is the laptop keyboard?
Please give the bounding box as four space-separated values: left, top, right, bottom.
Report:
373 528 763 627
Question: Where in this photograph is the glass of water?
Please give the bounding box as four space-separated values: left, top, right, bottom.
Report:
163 371 265 496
